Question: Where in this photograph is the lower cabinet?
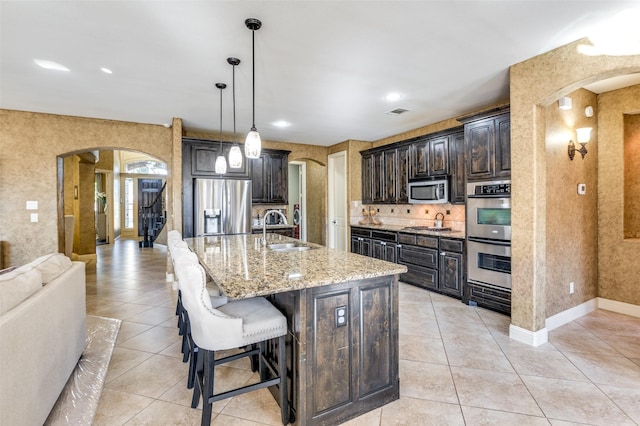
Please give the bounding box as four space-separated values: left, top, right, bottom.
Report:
351 227 465 299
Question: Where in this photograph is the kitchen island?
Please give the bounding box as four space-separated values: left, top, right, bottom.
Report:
185 234 407 426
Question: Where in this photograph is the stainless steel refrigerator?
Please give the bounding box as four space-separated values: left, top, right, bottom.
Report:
194 179 252 236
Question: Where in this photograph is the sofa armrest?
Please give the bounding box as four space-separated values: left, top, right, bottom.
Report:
0 261 86 426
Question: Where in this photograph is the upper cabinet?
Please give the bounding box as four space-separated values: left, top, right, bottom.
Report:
250 149 290 204
409 135 449 180
459 107 510 181
362 143 410 204
448 130 466 204
188 138 250 179
361 127 463 205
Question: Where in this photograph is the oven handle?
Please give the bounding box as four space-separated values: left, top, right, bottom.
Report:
467 195 511 199
467 237 511 246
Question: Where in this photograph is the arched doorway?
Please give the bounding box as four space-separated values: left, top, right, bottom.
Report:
57 149 168 263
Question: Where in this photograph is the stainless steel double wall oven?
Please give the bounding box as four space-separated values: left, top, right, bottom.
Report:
465 180 512 314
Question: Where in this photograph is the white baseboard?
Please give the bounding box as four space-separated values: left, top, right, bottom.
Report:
509 297 640 347
545 298 598 332
509 324 548 347
598 297 640 318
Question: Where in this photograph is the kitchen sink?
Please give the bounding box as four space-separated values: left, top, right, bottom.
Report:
267 243 313 252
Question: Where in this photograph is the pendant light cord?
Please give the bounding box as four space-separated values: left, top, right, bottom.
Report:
251 28 256 129
232 62 237 142
219 86 223 147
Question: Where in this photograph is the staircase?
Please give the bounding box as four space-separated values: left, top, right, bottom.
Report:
139 181 166 248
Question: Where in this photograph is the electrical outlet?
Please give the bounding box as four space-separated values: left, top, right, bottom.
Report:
569 282 575 294
425 209 429 215
335 306 347 327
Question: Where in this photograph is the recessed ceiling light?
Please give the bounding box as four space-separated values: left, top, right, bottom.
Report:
272 120 290 128
34 59 69 71
385 92 401 102
101 67 113 74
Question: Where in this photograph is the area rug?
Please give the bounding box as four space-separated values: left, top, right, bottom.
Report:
45 315 121 425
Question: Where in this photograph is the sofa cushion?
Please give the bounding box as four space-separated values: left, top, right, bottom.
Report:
25 253 73 284
0 267 42 315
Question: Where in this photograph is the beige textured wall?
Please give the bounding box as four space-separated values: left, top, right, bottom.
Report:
510 38 640 332
598 85 640 305
624 113 640 238
544 88 599 318
0 109 174 267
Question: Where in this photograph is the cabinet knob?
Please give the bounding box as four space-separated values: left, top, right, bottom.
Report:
332 220 337 224
440 251 446 256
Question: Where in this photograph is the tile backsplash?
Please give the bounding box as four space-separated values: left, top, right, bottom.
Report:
350 201 465 231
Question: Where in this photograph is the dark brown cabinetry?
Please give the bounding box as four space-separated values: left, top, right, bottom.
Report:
189 140 249 179
270 274 399 425
362 144 410 204
449 131 466 204
350 227 371 256
459 107 510 181
409 135 449 180
350 227 464 299
371 230 398 263
250 149 290 204
438 238 465 298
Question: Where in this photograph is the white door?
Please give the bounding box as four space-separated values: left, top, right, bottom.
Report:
328 151 347 250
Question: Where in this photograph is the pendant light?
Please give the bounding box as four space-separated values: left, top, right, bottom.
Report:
214 83 227 175
244 18 262 159
227 57 244 168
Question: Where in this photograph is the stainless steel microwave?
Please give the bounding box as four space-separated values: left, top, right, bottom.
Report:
408 179 449 204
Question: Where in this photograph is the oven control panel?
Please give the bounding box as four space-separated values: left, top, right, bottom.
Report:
472 182 511 196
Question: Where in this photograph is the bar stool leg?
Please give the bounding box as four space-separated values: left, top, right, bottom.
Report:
201 349 215 426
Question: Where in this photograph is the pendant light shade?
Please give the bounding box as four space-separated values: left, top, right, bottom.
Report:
214 83 227 175
244 18 262 159
227 57 243 168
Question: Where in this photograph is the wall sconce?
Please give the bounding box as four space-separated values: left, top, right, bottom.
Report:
559 96 572 110
568 127 592 160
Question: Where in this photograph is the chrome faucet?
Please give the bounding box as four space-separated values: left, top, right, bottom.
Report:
262 210 288 245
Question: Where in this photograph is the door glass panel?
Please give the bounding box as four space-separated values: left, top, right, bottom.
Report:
124 178 134 229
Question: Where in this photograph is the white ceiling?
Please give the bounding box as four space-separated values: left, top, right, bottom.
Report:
1 1 639 147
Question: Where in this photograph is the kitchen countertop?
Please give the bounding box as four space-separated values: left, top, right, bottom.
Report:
185 234 407 299
351 223 465 239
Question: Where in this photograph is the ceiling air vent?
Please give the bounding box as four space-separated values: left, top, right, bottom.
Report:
386 108 409 115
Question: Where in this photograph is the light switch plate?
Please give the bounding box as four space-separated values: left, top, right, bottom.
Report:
26 201 38 210
30 213 38 222
577 183 587 195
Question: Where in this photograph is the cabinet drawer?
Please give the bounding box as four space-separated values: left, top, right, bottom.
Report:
351 227 372 238
416 235 438 249
371 230 397 242
399 262 437 290
397 245 438 269
440 238 463 253
398 233 416 245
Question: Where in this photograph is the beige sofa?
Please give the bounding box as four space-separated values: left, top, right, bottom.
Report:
0 253 86 426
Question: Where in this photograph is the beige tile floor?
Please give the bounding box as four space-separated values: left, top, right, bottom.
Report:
91 239 640 425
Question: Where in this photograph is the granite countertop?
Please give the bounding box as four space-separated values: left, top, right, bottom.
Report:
351 223 466 239
185 234 407 299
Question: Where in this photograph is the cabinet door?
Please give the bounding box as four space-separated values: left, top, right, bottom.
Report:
383 242 397 263
439 251 463 298
409 139 429 180
361 154 373 204
270 152 289 204
396 146 409 203
372 151 385 203
191 143 222 176
495 114 511 178
465 119 494 181
449 131 466 204
428 136 449 176
383 149 396 202
250 154 269 203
